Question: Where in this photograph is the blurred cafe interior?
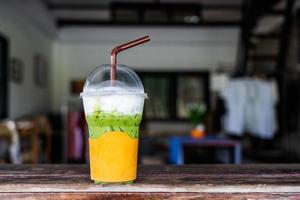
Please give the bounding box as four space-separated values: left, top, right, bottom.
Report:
0 0 300 165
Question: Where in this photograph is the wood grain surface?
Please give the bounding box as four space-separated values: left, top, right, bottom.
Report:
0 164 299 199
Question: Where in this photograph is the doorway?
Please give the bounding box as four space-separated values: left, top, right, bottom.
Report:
0 33 8 119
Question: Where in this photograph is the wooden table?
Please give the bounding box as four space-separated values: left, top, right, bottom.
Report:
0 164 300 199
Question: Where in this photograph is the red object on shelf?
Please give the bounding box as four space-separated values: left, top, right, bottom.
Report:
67 111 86 162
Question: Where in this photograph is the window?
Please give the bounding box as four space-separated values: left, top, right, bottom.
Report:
138 71 210 121
143 75 171 119
177 75 206 119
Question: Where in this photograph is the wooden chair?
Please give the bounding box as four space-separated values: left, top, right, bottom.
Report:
16 119 39 163
17 116 53 164
34 116 53 163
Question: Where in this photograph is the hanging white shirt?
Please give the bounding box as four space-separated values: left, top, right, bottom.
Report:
221 79 248 136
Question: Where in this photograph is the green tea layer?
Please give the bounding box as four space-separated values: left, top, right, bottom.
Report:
86 111 142 139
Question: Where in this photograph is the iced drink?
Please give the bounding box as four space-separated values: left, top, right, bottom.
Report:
81 36 150 184
81 64 147 183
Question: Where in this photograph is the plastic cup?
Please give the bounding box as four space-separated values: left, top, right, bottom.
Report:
81 64 146 183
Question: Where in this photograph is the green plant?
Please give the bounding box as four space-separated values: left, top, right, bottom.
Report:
187 103 206 126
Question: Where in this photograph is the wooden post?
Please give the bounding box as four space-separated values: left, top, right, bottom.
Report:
276 0 295 136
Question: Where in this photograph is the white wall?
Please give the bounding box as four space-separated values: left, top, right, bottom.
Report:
53 27 239 111
0 1 56 118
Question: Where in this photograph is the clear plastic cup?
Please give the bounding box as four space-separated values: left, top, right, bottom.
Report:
81 64 147 184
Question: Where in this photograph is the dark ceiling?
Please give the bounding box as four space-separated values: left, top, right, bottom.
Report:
42 0 285 28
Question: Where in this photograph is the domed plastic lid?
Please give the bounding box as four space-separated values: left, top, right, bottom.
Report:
80 64 147 97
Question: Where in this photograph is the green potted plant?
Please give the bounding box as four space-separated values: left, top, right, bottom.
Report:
188 103 206 138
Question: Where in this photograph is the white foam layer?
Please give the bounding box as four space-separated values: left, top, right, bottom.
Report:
82 95 144 115
84 80 144 95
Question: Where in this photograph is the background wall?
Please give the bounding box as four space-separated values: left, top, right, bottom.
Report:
52 27 239 111
0 0 56 118
0 0 240 117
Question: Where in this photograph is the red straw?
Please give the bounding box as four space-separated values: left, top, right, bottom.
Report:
111 36 150 81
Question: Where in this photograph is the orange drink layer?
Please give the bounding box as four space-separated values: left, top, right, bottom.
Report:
85 110 142 183
89 131 138 182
